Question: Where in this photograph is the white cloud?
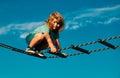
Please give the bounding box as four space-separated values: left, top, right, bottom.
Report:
70 25 79 30
74 5 120 20
65 20 80 30
94 5 120 12
20 32 29 39
74 12 99 20
104 17 120 24
97 17 120 24
65 21 71 29
0 25 11 34
64 5 120 30
0 21 44 35
12 22 44 30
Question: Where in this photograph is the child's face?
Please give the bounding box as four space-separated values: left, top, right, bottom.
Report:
51 18 60 30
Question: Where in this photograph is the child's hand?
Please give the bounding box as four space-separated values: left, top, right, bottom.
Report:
51 47 57 53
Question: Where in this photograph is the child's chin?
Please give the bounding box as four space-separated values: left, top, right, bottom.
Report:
53 28 56 30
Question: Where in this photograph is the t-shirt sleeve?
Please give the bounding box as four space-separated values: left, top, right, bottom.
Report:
31 25 49 34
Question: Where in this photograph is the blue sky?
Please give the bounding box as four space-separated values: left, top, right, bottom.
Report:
0 0 120 78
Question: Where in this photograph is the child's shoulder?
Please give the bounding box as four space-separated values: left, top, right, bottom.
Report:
33 24 49 33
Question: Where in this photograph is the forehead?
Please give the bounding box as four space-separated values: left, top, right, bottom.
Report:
52 18 57 22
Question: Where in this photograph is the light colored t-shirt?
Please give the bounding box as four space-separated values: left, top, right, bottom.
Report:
26 24 59 44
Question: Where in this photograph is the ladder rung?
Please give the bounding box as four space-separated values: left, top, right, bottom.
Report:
71 45 90 54
98 39 116 49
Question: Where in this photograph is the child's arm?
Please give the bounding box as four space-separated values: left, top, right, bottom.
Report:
44 33 57 53
54 39 61 52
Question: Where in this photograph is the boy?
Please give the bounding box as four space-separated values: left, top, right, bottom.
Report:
25 12 66 57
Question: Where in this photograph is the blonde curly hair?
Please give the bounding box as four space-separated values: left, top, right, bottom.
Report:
46 12 64 32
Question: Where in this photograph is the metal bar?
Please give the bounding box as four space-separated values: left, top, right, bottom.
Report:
98 39 116 49
71 45 90 54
